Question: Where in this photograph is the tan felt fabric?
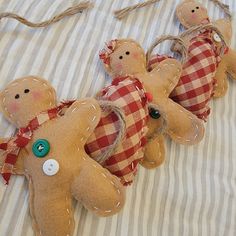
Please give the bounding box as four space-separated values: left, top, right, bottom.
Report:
214 19 232 45
214 49 236 98
140 114 165 169
140 135 165 169
0 76 125 236
1 1 236 235
100 39 205 169
176 0 209 29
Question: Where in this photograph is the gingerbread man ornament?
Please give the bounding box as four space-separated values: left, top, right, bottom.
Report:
99 39 205 169
0 76 125 236
175 0 236 98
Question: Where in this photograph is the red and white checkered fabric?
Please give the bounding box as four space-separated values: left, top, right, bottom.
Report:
148 31 224 121
85 76 149 185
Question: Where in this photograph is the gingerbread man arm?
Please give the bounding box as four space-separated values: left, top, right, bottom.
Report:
224 49 236 80
148 57 205 145
149 59 182 95
213 18 236 98
214 49 236 98
214 19 232 45
63 98 101 141
213 57 228 98
158 98 205 145
72 158 125 216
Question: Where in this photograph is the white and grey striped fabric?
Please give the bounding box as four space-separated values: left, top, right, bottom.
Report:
0 0 236 235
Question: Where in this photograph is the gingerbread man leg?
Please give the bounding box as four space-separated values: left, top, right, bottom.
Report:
72 158 125 216
141 135 165 169
29 185 74 236
214 49 236 98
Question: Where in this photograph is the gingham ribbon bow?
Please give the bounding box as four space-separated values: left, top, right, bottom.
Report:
99 39 117 65
0 101 74 185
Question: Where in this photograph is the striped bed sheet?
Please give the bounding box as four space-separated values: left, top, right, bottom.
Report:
0 0 235 235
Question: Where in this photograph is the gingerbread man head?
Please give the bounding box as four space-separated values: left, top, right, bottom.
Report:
176 0 209 28
0 76 125 236
176 0 232 45
0 76 57 128
100 39 148 78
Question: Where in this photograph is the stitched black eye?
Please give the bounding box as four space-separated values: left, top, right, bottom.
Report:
126 51 130 55
196 6 199 9
119 56 123 59
192 9 195 13
15 94 20 99
149 108 161 120
24 89 30 94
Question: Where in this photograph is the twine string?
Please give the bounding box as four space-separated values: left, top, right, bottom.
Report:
146 35 188 64
180 23 227 56
114 0 161 20
95 100 126 164
0 1 93 28
210 0 232 20
97 102 169 159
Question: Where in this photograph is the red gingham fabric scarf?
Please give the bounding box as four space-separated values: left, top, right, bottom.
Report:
0 101 74 185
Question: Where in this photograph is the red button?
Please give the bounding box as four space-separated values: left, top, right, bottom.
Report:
145 92 153 102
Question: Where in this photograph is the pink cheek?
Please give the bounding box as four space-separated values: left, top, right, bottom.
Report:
132 52 140 59
8 102 20 113
191 13 197 19
115 63 123 70
32 91 42 100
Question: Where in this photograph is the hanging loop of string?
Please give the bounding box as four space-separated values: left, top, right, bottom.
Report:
210 0 232 20
146 35 188 64
0 1 93 28
114 0 161 20
114 0 232 20
179 23 228 56
94 100 126 164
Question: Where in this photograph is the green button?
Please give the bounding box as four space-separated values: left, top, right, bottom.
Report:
32 139 50 158
149 108 161 119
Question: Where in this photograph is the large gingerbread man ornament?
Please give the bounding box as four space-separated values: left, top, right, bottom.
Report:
0 76 125 236
175 0 236 99
99 39 205 169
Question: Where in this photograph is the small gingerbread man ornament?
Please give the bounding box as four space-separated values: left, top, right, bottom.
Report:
147 0 235 121
98 39 205 169
175 0 236 99
0 76 125 236
150 25 229 120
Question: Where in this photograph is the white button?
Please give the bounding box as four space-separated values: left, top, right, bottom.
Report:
213 33 221 43
42 159 59 176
